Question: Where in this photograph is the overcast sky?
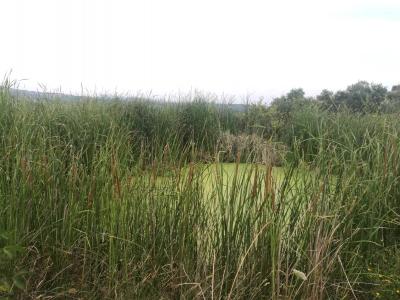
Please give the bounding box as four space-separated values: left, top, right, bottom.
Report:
1 0 399 101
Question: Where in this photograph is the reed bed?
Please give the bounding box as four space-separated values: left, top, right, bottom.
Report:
0 83 399 299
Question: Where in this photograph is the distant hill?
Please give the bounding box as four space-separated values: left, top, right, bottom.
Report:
8 88 249 112
9 88 82 101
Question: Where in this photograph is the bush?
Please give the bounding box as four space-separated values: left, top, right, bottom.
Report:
217 131 286 165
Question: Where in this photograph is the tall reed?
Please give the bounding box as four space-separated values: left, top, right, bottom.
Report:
0 83 399 299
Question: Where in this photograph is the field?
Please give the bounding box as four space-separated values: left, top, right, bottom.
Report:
1 82 400 299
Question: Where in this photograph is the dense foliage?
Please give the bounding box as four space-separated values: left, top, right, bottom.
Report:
1 79 399 299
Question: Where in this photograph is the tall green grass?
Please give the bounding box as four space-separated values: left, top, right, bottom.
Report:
0 83 399 299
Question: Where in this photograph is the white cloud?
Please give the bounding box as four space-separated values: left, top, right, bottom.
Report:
0 0 399 100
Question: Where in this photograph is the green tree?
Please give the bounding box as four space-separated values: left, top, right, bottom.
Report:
388 84 400 102
244 100 272 138
269 88 315 139
270 88 311 122
317 89 335 111
384 84 400 112
332 81 387 113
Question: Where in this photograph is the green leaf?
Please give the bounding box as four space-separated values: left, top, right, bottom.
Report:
2 245 24 260
0 232 10 242
2 248 13 260
12 275 25 290
0 280 11 292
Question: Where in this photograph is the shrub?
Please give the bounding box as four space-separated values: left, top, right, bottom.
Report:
217 131 286 165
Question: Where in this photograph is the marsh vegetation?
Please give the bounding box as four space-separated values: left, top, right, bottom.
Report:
0 79 400 299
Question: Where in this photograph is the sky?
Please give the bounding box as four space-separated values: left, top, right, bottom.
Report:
0 0 400 101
